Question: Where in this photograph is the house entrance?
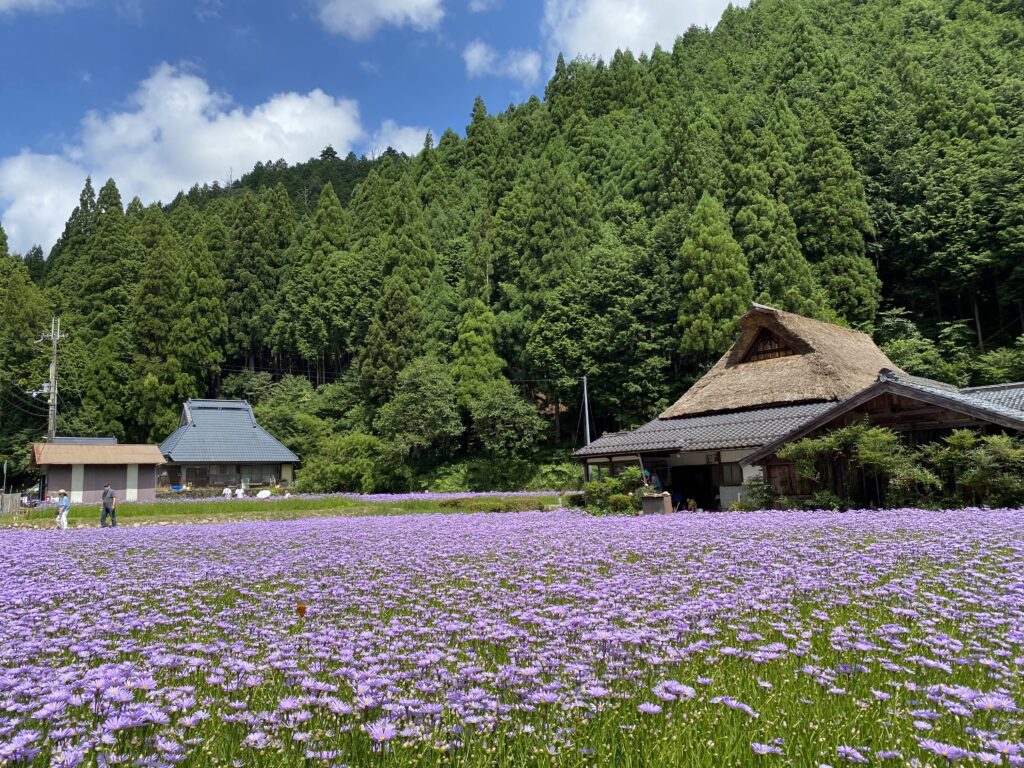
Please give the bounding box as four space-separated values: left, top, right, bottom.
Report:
670 465 719 511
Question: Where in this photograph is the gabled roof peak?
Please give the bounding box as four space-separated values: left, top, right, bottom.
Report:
660 305 901 419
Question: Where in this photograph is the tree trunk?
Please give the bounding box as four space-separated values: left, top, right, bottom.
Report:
971 289 984 351
554 394 561 445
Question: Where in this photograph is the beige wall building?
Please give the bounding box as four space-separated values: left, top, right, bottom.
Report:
33 438 165 503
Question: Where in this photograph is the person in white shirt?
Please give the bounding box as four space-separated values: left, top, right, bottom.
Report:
55 489 70 530
222 486 232 499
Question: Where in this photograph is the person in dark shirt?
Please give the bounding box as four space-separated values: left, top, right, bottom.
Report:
100 484 117 528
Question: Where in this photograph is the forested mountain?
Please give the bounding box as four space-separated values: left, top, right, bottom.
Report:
2 0 1023 490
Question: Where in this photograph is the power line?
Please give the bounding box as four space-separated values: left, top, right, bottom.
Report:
0 394 48 418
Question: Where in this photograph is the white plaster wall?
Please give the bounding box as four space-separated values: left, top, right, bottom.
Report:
126 464 139 502
70 464 84 503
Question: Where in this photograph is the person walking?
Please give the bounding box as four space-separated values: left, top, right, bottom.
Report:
55 489 70 530
100 483 117 528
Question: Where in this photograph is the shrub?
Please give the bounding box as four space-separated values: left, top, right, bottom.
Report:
437 497 540 513
581 467 644 515
297 433 408 493
606 494 638 515
735 476 776 511
469 379 546 459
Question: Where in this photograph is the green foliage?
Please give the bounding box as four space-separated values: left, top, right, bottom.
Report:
676 193 753 360
919 430 1024 508
581 466 644 515
296 433 395 493
736 476 777 511
451 299 505 412
357 275 424 407
219 371 276 404
8 0 1024 492
877 310 973 386
375 356 463 461
468 378 546 459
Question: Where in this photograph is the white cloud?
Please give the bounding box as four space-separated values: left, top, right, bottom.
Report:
468 0 499 11
314 0 443 39
0 0 73 12
0 63 378 252
542 0 743 61
368 119 430 156
0 153 83 253
463 39 542 84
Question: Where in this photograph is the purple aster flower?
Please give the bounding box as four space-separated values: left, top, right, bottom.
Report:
364 718 398 743
837 746 869 764
974 694 1016 712
637 702 662 715
752 742 783 755
918 740 969 762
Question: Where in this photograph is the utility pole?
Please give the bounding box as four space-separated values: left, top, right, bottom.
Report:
39 317 64 441
581 375 591 446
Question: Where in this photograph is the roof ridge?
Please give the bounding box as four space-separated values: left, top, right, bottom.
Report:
961 382 1024 393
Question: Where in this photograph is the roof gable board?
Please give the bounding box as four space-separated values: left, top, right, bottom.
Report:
742 374 1024 465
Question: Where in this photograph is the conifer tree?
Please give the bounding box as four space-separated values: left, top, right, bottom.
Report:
131 231 189 440
357 275 423 406
175 233 227 391
22 246 45 285
792 105 880 324
739 197 831 318
762 95 804 207
75 179 138 340
383 177 435 292
224 193 274 368
451 299 505 412
422 264 459 358
275 182 351 377
169 198 203 241
677 193 754 359
46 177 96 290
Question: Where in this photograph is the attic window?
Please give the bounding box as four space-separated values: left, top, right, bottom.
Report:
742 329 795 363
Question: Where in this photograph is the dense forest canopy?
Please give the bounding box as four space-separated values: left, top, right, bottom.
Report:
2 0 1023 490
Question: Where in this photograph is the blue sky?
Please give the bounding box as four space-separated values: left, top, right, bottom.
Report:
0 0 739 253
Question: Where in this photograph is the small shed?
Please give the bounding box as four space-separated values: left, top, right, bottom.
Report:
159 399 299 489
33 437 165 503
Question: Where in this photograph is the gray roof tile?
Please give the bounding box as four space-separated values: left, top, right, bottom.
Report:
573 402 834 459
160 400 299 463
960 383 1024 413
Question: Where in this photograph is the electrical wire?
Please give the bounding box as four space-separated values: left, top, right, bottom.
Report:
0 394 48 418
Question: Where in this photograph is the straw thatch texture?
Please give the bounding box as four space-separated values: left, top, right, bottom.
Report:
660 305 901 419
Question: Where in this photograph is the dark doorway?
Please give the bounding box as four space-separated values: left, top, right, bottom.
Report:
670 465 719 510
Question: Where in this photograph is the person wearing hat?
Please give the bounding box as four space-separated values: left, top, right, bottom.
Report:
100 483 117 528
55 489 70 530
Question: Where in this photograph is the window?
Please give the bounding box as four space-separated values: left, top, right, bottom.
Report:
742 329 795 363
713 462 744 487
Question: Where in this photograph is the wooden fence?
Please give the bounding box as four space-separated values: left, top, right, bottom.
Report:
0 494 21 516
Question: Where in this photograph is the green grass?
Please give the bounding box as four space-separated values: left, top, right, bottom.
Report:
4 494 564 527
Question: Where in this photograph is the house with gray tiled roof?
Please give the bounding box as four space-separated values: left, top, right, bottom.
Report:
159 399 299 489
574 305 1024 510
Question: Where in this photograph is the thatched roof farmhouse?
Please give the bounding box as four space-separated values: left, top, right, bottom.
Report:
574 304 1024 510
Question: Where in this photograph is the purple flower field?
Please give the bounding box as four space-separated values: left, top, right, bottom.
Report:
2 508 1023 766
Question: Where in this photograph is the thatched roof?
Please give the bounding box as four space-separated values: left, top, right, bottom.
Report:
660 304 901 419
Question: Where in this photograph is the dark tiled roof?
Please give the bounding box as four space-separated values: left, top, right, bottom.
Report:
573 402 834 459
880 371 1024 423
160 400 299 464
743 372 1024 466
960 382 1024 412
